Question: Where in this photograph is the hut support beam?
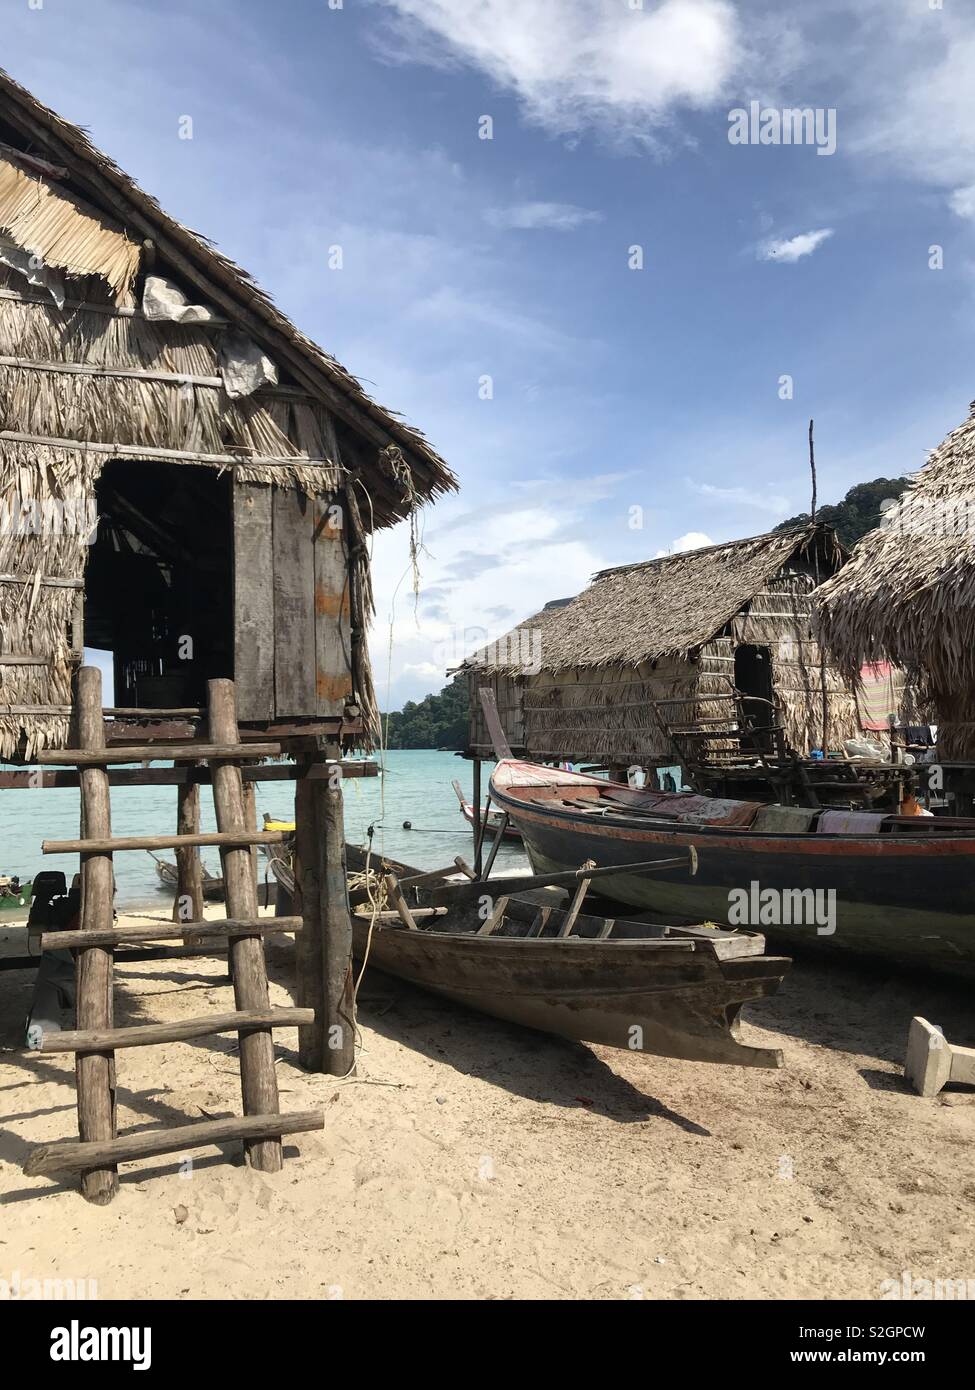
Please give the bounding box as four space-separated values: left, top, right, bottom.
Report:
294 761 355 1075
174 762 205 944
472 758 483 877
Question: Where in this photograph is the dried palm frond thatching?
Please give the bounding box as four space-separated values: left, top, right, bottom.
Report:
538 526 844 670
463 526 859 766
0 441 98 759
815 401 975 755
0 66 458 758
0 155 141 299
0 65 456 511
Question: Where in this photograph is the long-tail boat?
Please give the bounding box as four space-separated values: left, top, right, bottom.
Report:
269 842 790 1068
451 779 522 843
488 760 975 976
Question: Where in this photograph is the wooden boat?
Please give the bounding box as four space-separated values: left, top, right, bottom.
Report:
489 760 975 977
150 853 225 902
0 874 32 912
451 779 522 843
270 844 790 1068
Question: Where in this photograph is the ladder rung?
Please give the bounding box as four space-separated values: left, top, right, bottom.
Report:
36 916 302 950
34 741 283 765
35 1007 314 1054
42 829 286 854
23 1109 324 1177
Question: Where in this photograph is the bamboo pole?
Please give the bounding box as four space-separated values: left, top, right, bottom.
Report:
207 680 282 1172
73 666 118 1205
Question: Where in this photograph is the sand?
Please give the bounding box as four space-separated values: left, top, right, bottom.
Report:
1 908 973 1301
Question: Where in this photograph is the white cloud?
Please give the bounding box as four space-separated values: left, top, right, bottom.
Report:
849 15 975 193
485 201 604 230
759 228 833 263
950 185 975 221
688 480 790 513
655 531 714 557
377 0 741 141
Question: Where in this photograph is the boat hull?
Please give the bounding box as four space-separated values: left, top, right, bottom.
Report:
492 780 975 977
276 846 788 1067
352 917 786 1067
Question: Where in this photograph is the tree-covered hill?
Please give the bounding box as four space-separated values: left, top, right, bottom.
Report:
383 674 469 750
775 476 911 549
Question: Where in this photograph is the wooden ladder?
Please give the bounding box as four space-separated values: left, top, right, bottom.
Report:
23 668 323 1204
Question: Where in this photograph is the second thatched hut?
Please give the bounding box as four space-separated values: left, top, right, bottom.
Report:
463 524 861 776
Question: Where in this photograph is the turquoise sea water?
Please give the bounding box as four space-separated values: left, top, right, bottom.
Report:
0 750 529 910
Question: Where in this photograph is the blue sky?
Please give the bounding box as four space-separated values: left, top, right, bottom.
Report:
3 0 974 707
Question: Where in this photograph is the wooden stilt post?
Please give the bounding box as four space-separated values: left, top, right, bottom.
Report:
472 758 483 877
207 679 282 1172
294 767 325 1070
174 762 204 942
242 779 260 900
74 665 118 1205
294 760 354 1075
321 772 355 1076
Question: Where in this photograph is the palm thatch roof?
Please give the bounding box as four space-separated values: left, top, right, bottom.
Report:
462 598 574 675
537 525 842 672
0 69 458 760
814 400 975 752
0 66 456 520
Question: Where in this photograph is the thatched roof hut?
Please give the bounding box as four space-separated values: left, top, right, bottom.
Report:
815 401 975 757
463 525 860 769
0 69 455 761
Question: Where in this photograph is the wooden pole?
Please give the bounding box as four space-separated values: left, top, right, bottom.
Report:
472 759 483 876
25 1111 324 1178
321 772 355 1076
294 768 325 1070
174 762 205 943
207 679 282 1172
242 779 261 901
479 811 509 881
74 665 118 1205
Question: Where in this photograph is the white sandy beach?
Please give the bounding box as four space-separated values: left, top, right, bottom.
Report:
1 907 973 1301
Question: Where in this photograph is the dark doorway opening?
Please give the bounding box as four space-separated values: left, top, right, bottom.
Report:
734 643 774 746
84 462 233 709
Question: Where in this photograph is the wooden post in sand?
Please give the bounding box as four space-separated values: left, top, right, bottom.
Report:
74 666 119 1205
472 758 484 877
207 679 282 1172
294 759 355 1075
174 762 205 941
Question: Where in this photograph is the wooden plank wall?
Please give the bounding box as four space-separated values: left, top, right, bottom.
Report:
234 480 353 722
233 483 274 721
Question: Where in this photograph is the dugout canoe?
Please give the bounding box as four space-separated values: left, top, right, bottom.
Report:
271 844 790 1068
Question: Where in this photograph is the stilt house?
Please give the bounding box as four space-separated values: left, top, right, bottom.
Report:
0 68 455 761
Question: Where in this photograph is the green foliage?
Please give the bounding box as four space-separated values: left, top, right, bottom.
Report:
382 674 470 750
775 476 911 548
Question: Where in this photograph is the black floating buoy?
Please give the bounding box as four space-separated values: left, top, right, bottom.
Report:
402 820 413 830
